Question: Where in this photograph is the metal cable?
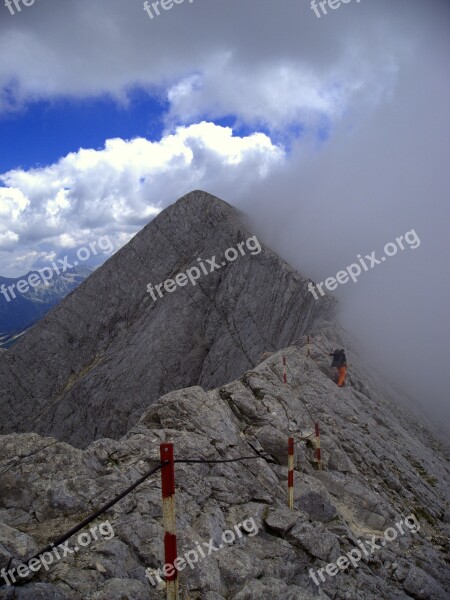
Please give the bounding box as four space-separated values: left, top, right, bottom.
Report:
1 452 276 586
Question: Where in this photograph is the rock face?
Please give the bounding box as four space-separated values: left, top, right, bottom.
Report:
0 191 334 448
0 344 448 599
0 190 448 599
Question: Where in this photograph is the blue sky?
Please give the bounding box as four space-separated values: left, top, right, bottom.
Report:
0 90 168 173
0 89 306 177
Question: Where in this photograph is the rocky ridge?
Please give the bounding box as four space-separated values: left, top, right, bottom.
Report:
0 335 448 600
0 191 448 600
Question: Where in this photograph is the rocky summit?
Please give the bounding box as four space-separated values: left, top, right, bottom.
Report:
0 191 334 448
0 191 448 600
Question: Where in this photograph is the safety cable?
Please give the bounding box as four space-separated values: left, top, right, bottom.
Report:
0 339 336 590
174 455 273 465
0 452 276 583
18 461 164 570
290 335 329 356
1 360 318 591
308 337 330 356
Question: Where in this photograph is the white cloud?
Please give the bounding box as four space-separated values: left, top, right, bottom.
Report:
0 187 29 219
0 122 284 276
0 0 416 131
165 51 398 131
0 231 19 249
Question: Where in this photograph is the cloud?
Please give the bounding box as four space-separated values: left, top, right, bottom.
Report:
0 230 19 249
0 0 413 131
0 122 284 275
165 44 403 132
237 13 450 435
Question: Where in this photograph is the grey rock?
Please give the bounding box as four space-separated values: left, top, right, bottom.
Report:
403 565 448 599
0 584 70 599
231 578 320 600
0 522 38 562
0 192 448 600
253 425 291 464
296 475 338 522
214 546 264 594
90 578 151 600
0 191 334 448
264 507 299 535
288 522 341 562
327 446 358 474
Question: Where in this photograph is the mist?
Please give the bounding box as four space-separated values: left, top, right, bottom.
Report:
235 5 450 435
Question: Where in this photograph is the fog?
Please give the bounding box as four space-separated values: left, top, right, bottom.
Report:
237 13 450 435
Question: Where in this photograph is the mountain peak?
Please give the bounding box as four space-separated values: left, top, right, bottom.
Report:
0 191 334 447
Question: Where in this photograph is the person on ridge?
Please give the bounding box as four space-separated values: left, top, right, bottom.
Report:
329 348 347 387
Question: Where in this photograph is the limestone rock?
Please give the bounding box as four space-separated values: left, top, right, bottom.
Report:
264 507 299 535
0 191 334 448
0 192 448 599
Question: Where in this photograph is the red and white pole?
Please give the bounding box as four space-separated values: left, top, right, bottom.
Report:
288 437 294 509
160 443 179 600
315 422 322 470
283 356 287 384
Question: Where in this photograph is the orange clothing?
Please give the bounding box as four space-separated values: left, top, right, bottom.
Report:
337 366 347 387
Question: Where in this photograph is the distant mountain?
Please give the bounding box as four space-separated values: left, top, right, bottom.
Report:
0 266 93 349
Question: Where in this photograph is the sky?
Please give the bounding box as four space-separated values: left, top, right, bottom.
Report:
0 0 449 432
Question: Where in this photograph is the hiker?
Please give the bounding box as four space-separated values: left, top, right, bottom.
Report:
329 348 347 387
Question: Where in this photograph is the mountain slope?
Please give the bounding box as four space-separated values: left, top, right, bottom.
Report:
0 191 334 447
0 340 448 599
